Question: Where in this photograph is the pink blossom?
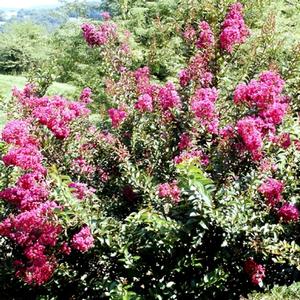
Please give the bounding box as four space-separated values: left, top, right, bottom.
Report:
1 120 35 147
69 182 95 200
134 94 153 112
32 96 90 139
71 157 96 175
100 11 111 21
178 69 191 87
183 25 196 42
178 133 192 150
71 226 94 253
60 242 72 255
0 201 61 247
80 87 93 104
277 133 291 149
108 108 127 128
158 82 181 111
260 102 288 125
196 21 214 49
191 87 219 134
200 72 213 87
157 181 181 203
81 22 117 47
220 2 250 53
0 173 49 211
278 203 299 222
237 117 264 160
3 146 45 173
258 178 284 206
15 255 57 286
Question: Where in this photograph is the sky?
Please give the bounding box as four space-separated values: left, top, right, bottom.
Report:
0 0 60 8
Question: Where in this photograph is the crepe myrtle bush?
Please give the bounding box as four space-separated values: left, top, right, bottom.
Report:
0 2 300 299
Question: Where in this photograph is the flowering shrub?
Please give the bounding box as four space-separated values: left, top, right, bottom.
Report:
0 1 299 299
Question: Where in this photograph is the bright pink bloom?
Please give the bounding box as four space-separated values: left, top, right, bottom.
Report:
258 178 284 206
278 203 299 222
237 117 264 160
81 22 117 47
71 226 94 253
196 21 214 49
178 69 191 87
0 173 49 211
220 2 250 53
2 146 45 173
178 133 192 150
158 181 181 203
34 96 90 139
158 82 181 111
191 87 219 134
80 87 93 104
108 108 127 128
69 182 95 200
134 94 153 112
1 120 34 147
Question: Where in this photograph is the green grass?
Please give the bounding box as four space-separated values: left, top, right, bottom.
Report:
247 282 300 300
0 74 78 128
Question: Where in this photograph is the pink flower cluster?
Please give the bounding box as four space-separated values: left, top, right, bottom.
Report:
3 145 46 173
244 258 266 285
81 22 117 47
33 96 90 139
259 178 299 222
234 71 288 159
258 178 284 207
134 66 151 94
100 11 111 21
196 21 214 49
80 87 93 104
1 120 36 147
71 225 94 253
178 54 212 88
191 87 219 134
157 181 181 204
178 133 192 151
234 71 286 113
237 117 264 160
134 93 153 112
0 172 49 211
0 84 94 285
108 108 127 128
13 86 90 139
0 202 61 285
278 203 299 223
71 157 96 176
220 2 250 53
158 82 181 111
69 182 95 200
183 25 197 42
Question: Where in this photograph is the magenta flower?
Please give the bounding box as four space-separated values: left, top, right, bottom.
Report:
71 226 94 253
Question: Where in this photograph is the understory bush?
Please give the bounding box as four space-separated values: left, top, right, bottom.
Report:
0 1 299 299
